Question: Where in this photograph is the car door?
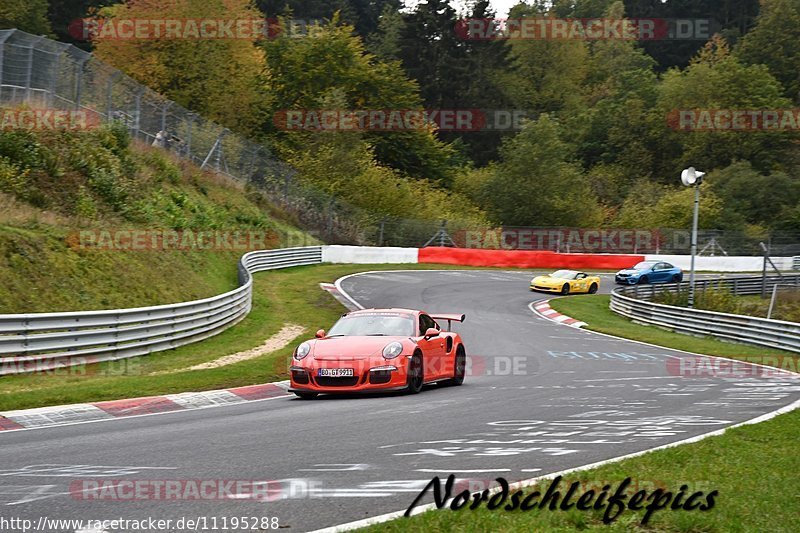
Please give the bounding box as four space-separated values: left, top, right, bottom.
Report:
417 313 446 380
575 272 588 292
654 263 670 282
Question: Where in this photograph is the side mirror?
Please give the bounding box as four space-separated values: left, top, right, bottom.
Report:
315 329 326 339
424 327 439 339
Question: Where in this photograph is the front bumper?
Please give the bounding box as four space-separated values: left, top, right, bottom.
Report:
615 275 639 285
530 283 562 292
290 358 409 393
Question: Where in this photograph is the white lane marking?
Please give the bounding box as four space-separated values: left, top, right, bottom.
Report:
414 469 510 473
520 468 542 472
0 465 176 477
310 398 800 533
299 464 369 472
575 376 676 382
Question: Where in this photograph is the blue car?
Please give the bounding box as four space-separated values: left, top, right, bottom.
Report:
615 260 683 285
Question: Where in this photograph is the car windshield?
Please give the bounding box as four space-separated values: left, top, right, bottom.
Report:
551 270 577 280
633 261 657 270
327 313 415 337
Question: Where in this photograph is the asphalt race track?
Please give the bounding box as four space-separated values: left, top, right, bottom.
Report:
1 270 798 532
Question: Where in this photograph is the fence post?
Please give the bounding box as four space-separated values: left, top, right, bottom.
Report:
326 198 335 241
105 71 119 121
24 39 36 101
160 101 172 132
132 87 144 139
0 31 11 96
48 46 69 107
185 112 195 159
73 56 88 111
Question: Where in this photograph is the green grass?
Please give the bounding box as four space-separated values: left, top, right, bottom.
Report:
0 263 477 411
360 407 800 532
549 294 796 360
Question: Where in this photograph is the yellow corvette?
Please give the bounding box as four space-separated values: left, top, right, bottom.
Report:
530 270 600 295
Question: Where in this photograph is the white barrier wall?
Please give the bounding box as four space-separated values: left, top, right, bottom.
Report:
644 254 793 272
322 245 419 264
320 248 793 271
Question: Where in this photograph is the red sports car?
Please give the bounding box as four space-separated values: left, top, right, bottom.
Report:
289 308 466 399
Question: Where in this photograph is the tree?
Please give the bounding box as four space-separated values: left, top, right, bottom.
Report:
625 0 761 71
47 0 113 47
737 0 800 102
500 3 589 116
569 2 660 180
615 182 731 229
710 161 800 228
256 0 401 38
92 0 268 137
261 18 457 183
653 35 794 176
482 115 603 226
0 0 51 35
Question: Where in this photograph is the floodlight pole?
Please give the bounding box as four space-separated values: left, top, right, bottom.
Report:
688 181 700 308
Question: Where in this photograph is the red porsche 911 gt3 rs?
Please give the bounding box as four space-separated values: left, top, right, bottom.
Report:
289 308 466 399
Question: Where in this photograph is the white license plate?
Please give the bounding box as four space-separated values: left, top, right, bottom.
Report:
317 368 354 377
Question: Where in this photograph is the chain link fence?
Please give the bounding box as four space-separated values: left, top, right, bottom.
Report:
1 29 799 256
0 28 376 243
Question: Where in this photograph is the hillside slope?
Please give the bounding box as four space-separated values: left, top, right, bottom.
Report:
0 122 311 313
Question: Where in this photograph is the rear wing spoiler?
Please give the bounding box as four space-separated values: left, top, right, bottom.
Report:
431 313 466 331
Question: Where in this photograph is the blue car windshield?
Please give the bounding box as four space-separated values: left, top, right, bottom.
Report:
328 313 415 337
633 261 657 270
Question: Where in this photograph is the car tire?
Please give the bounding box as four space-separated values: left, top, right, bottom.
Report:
561 284 570 295
405 353 424 394
588 283 598 294
638 276 649 285
294 391 318 400
672 274 682 282
443 346 466 386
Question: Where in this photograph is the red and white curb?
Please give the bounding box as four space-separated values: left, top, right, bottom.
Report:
320 282 361 311
0 381 290 432
531 300 587 328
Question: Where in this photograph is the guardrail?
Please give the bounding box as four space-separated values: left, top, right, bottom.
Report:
0 246 322 376
610 274 800 353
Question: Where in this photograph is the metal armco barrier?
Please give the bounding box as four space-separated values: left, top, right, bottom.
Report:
610 274 800 353
0 247 322 376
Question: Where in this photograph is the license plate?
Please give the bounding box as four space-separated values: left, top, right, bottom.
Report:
317 368 354 377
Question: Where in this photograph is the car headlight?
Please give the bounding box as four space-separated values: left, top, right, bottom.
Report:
294 342 311 360
382 341 403 359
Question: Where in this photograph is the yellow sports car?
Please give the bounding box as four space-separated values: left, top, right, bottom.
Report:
530 270 600 295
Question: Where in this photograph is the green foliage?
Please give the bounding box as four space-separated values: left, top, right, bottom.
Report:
655 36 794 174
652 283 741 314
737 0 800 103
262 17 456 183
93 0 269 137
710 161 800 229
0 124 281 233
482 115 603 226
615 182 731 229
0 0 51 35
